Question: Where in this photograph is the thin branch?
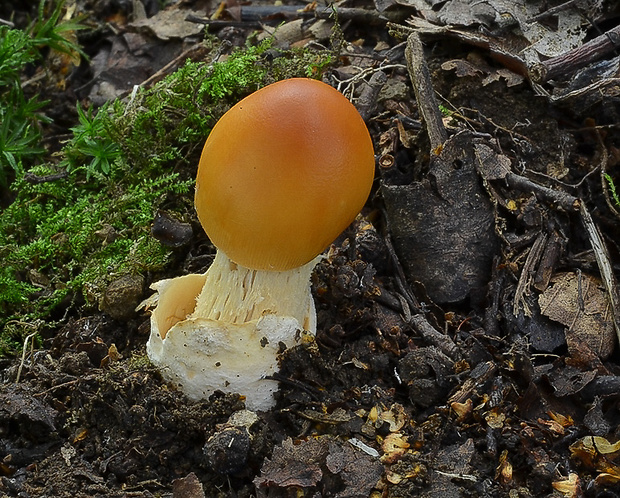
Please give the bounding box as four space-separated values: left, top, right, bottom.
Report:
579 203 620 344
504 172 581 212
530 24 620 83
405 32 447 151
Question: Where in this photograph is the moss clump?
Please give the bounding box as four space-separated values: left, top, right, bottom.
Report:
0 37 334 353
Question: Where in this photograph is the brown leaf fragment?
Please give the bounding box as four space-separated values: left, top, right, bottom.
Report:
537 417 565 436
442 59 523 87
451 398 472 421
481 68 524 87
495 450 512 485
172 472 205 498
254 437 327 490
474 142 511 181
296 407 353 425
539 272 615 359
547 365 596 397
484 407 506 429
381 433 410 464
0 385 57 442
584 397 611 436
383 133 499 304
100 343 121 368
441 59 483 78
129 7 205 40
547 410 574 428
326 441 384 497
255 437 383 497
435 438 475 475
423 438 477 497
596 472 620 486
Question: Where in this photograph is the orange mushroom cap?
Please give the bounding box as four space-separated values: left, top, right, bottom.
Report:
195 78 375 271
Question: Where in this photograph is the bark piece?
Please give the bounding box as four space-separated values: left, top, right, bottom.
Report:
383 130 499 303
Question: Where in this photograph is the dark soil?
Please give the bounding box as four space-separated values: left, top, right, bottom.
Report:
3 1 620 497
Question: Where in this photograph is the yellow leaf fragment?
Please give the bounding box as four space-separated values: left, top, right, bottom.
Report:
484 408 506 429
381 433 410 464
552 472 581 497
451 398 473 420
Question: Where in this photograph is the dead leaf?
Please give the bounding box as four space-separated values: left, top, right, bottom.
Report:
441 59 483 78
570 436 620 486
539 272 615 359
546 365 596 397
129 7 204 41
436 0 588 63
552 472 581 497
254 437 383 496
381 433 410 464
326 441 384 497
484 407 506 429
254 437 326 489
495 450 512 485
451 398 473 421
474 142 511 180
172 473 205 498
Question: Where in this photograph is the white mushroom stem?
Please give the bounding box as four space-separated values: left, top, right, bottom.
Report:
190 250 318 333
146 251 319 410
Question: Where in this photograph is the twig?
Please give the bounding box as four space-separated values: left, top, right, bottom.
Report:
23 170 68 184
16 332 37 383
405 32 447 151
504 172 581 212
334 64 405 101
579 203 620 343
526 0 584 23
34 378 82 397
392 20 528 78
187 6 404 26
383 233 420 312
185 14 261 29
356 70 387 121
530 24 620 83
383 231 459 358
408 314 460 360
513 232 547 317
448 361 497 405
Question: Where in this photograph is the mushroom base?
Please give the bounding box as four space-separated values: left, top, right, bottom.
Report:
147 303 306 411
146 253 318 410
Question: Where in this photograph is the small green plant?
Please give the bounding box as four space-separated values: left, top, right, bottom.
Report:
0 96 48 185
604 173 620 207
0 26 36 87
29 0 88 60
0 0 88 188
62 102 121 179
0 26 48 186
439 104 454 117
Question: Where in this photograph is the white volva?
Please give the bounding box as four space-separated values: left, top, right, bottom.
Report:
146 251 318 410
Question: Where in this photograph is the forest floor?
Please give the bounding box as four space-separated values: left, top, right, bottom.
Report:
2 0 620 497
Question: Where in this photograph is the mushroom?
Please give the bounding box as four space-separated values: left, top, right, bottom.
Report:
146 78 375 410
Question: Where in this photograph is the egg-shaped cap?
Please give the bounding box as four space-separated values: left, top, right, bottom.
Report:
195 78 375 271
